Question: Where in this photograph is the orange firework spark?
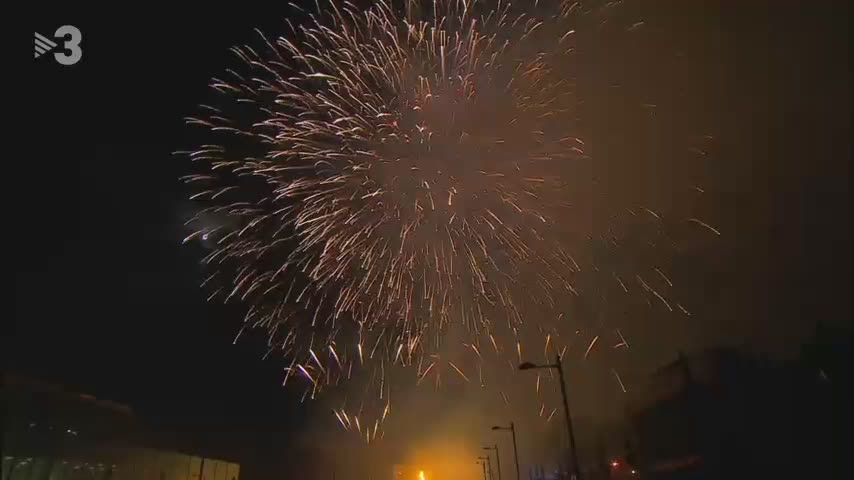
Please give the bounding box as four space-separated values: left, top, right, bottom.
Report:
584 336 599 360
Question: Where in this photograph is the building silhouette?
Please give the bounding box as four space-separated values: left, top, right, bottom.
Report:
3 374 240 480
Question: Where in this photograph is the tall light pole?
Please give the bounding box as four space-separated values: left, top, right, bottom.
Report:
492 422 521 480
483 445 502 480
478 456 493 480
519 354 582 480
477 460 488 480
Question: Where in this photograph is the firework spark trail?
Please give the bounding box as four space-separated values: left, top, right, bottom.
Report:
613 328 629 349
448 361 471 382
583 335 599 359
612 368 627 393
688 218 721 236
182 0 718 440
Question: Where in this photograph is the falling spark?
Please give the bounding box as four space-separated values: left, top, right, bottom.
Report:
654 267 673 287
584 336 599 359
334 410 348 430
448 361 471 383
688 218 721 236
417 361 437 386
614 329 630 349
612 368 627 393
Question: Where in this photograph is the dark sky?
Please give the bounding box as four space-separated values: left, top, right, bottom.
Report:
18 0 852 472
20 3 320 462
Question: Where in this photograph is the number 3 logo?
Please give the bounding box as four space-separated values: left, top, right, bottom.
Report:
54 25 82 65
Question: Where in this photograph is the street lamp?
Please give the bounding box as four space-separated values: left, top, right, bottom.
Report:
483 446 501 480
476 459 488 480
483 445 502 480
519 354 582 480
477 456 493 480
491 422 521 480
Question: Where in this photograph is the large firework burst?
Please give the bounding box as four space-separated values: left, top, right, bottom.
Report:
180 0 715 441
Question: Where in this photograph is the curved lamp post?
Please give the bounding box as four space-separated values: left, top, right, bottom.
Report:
519 354 582 480
483 445 502 480
491 422 521 480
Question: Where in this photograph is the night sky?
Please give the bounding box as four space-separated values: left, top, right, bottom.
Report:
18 0 851 473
